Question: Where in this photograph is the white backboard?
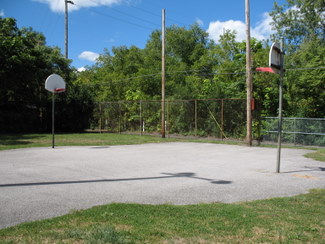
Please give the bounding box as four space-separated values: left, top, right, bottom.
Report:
269 42 281 74
45 74 66 93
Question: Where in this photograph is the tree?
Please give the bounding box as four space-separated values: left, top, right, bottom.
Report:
0 17 70 132
0 17 94 132
269 0 325 118
208 31 248 99
285 38 325 117
270 0 325 48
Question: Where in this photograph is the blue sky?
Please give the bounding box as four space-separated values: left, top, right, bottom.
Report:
1 0 286 70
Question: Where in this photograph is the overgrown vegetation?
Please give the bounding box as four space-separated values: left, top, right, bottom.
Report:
0 189 324 243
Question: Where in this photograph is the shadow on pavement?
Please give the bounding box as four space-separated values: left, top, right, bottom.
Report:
282 166 325 173
0 172 232 188
0 134 47 146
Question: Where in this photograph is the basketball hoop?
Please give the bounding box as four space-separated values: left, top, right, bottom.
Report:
256 42 283 75
256 41 285 173
45 74 66 93
269 42 282 74
45 74 66 149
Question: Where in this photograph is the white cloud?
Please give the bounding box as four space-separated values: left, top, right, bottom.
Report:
105 38 116 43
77 67 87 72
207 12 273 43
253 12 273 39
195 18 204 26
33 0 122 13
207 20 246 43
0 9 5 17
78 51 100 62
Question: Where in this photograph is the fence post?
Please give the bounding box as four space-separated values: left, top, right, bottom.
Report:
257 104 261 146
118 102 121 134
167 100 170 137
139 100 142 136
195 99 198 136
293 118 296 145
221 99 224 140
99 103 102 134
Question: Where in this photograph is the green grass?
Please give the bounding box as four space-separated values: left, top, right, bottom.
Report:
0 133 248 151
0 133 182 151
0 189 324 243
305 148 325 162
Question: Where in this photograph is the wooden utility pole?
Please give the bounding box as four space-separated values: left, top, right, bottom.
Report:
245 0 252 146
161 8 166 138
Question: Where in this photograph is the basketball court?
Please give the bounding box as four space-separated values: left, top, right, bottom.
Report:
0 142 324 229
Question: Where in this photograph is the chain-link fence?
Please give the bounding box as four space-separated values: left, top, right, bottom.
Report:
90 101 325 146
93 99 246 139
261 117 325 146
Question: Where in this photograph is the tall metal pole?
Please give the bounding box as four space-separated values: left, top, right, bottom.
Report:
52 93 55 148
64 0 74 59
161 8 166 138
245 0 253 146
276 40 285 173
65 0 68 59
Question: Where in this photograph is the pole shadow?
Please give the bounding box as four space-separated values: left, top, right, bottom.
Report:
282 166 325 174
90 146 110 149
161 172 232 185
0 172 232 188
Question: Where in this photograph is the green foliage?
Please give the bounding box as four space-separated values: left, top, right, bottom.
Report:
268 1 325 118
0 17 94 133
285 37 325 117
270 0 325 47
211 31 248 99
55 83 95 132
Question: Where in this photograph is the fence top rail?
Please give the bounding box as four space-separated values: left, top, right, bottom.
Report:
263 117 325 121
98 98 246 104
266 130 325 136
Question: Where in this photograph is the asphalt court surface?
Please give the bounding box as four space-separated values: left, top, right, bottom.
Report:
0 142 324 229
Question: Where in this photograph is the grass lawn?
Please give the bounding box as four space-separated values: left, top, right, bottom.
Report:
0 133 247 151
0 189 324 243
305 148 325 162
0 133 182 151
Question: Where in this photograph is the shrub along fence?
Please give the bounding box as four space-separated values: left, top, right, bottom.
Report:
89 100 325 146
94 99 247 139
